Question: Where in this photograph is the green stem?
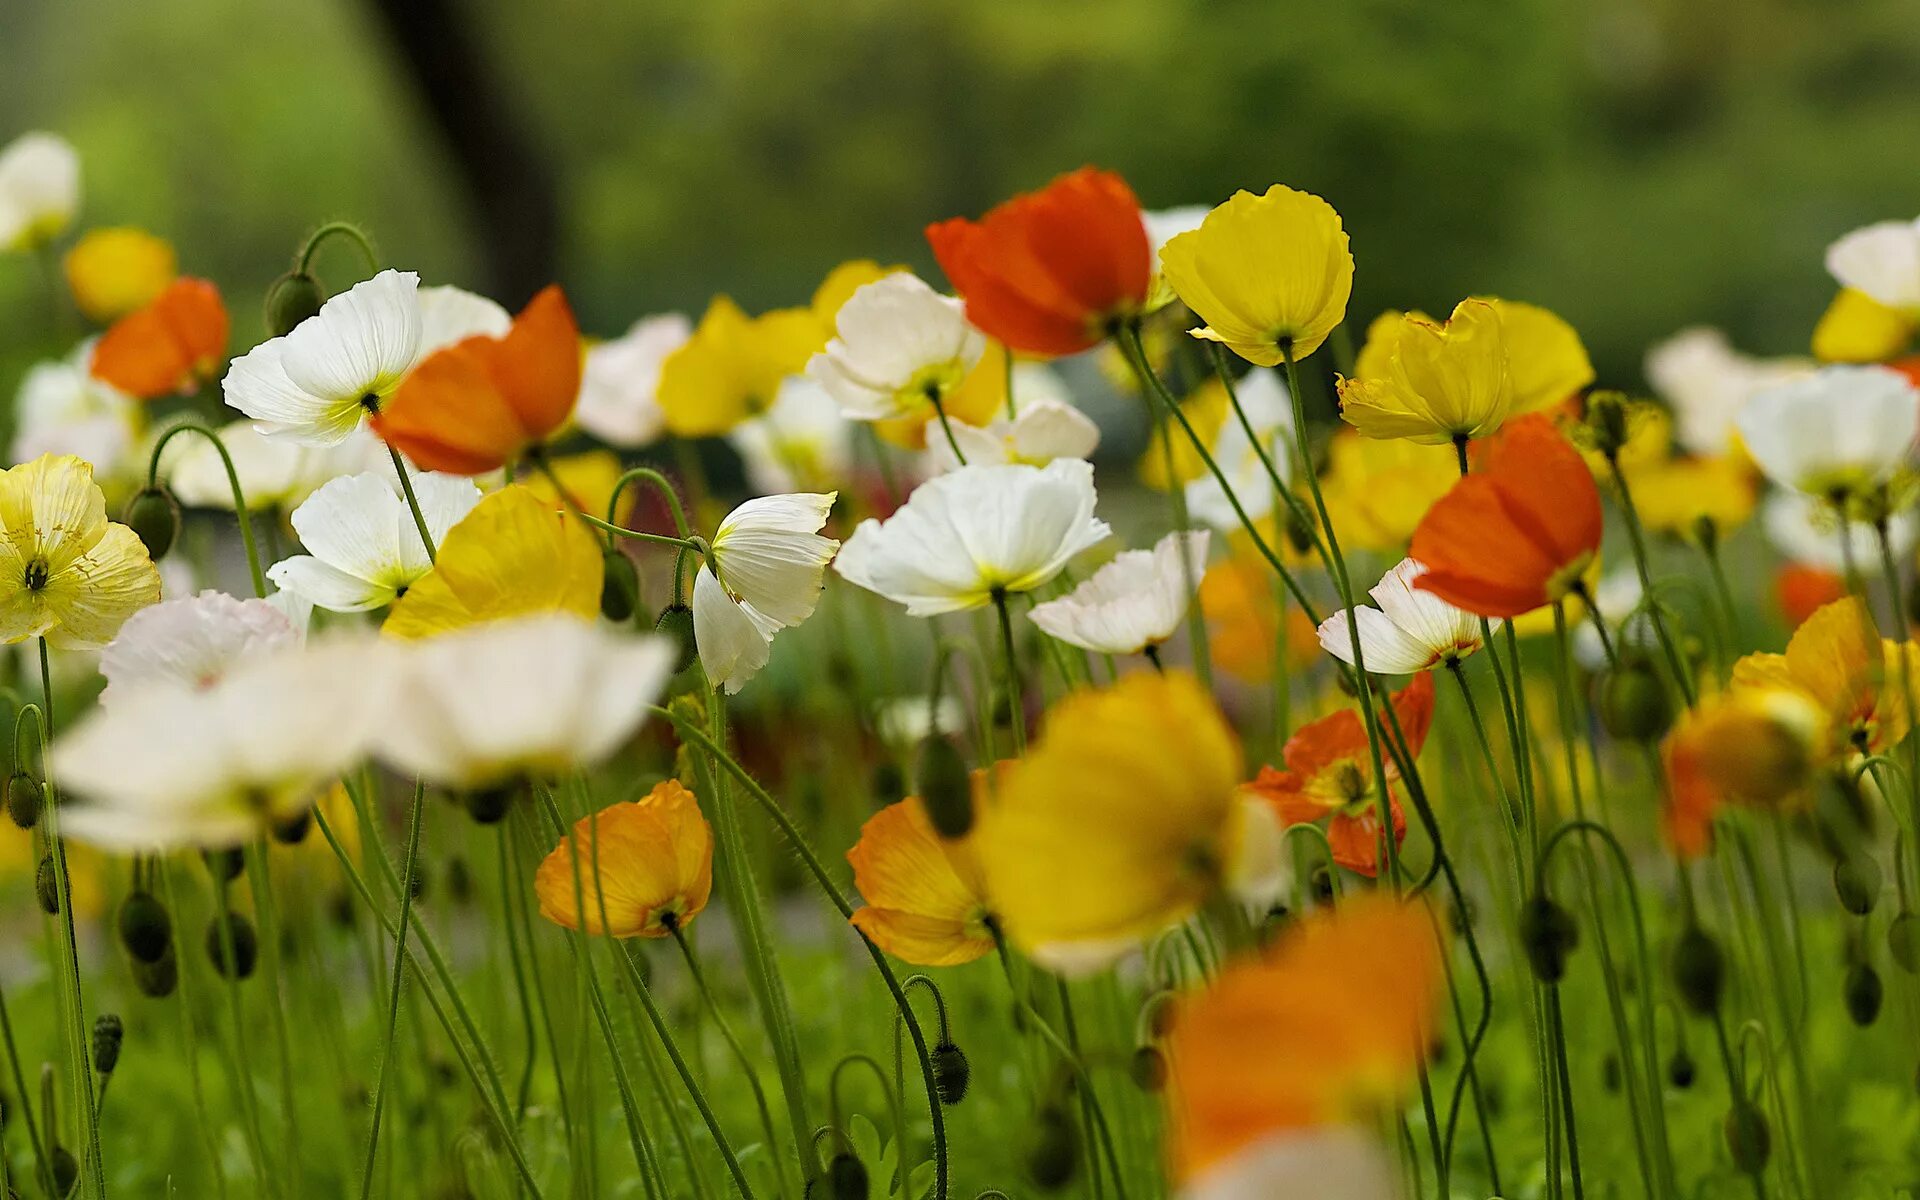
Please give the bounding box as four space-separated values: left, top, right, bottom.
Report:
670 923 787 1194
358 781 425 1199
387 446 438 563
1604 452 1695 707
147 422 267 597
297 221 380 275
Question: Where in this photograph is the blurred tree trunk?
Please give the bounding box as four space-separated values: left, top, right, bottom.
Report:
360 0 559 304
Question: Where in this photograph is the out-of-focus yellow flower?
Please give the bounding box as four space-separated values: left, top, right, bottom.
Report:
1626 455 1756 539
1316 432 1457 551
871 335 1009 451
1493 297 1595 412
847 779 996 967
384 485 602 638
535 780 713 937
656 296 822 437
1138 376 1234 490
1812 288 1915 363
810 259 906 331
517 449 624 520
0 453 161 647
64 228 176 324
975 671 1278 973
1731 596 1919 757
1160 185 1353 365
1662 687 1827 859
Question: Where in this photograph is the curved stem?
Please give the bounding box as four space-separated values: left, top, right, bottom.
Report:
297 221 380 275
670 922 785 1193
358 781 425 1200
147 422 267 597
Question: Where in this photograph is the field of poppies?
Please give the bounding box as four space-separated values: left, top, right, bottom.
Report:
0 125 1918 1200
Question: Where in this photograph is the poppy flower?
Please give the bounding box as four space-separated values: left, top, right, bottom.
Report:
1029 530 1208 657
535 780 712 938
1644 327 1810 456
1240 674 1432 877
267 470 481 612
90 278 229 400
0 453 162 648
576 313 690 448
1661 687 1827 859
1774 563 1847 630
727 377 855 495
847 782 997 967
926 395 1100 474
1317 559 1481 674
1812 288 1913 364
927 166 1152 358
374 285 581 475
1731 595 1920 757
382 485 603 639
656 296 823 437
1198 556 1320 685
806 273 985 421
693 492 840 694
1165 895 1445 1183
1158 184 1352 365
1736 365 1918 504
100 590 303 707
1408 413 1602 618
1183 368 1296 532
11 349 139 472
64 227 176 323
1622 454 1755 540
0 133 78 253
163 421 387 513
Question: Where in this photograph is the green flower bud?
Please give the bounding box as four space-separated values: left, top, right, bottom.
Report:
916 737 974 839
50 1145 77 1197
601 548 641 622
4 773 41 830
1845 961 1883 1027
826 1150 867 1200
654 604 698 674
1666 1048 1695 1089
1025 1102 1080 1191
1129 1045 1167 1093
91 1014 123 1076
1595 662 1673 742
1889 911 1918 973
932 1040 970 1105
35 856 59 915
117 890 173 964
1519 894 1579 984
462 782 516 825
131 944 178 998
270 809 312 845
1584 390 1632 458
202 847 245 883
1671 925 1725 1015
264 270 325 337
206 912 259 980
1833 855 1880 915
122 486 181 561
1724 1102 1771 1176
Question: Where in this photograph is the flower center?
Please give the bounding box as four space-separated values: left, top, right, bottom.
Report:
23 559 49 592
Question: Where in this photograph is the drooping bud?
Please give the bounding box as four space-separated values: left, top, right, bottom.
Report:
1671 925 1725 1015
35 856 59 915
1595 661 1673 742
825 1150 868 1200
1724 1102 1771 1176
50 1145 77 1197
931 1040 970 1105
1129 1045 1167 1092
1889 911 1918 973
270 809 312 845
655 604 698 674
1518 894 1579 984
601 548 641 623
916 737 974 839
462 783 516 825
1845 962 1883 1026
131 944 179 998
206 912 259 980
1666 1048 1696 1089
1833 855 1880 915
122 486 181 561
91 1015 123 1076
1025 1101 1081 1191
4 773 42 829
202 847 245 883
117 891 173 964
263 270 325 337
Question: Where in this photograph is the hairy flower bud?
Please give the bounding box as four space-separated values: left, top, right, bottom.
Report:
601 548 641 623
826 1150 867 1200
1724 1102 1771 1176
122 486 181 561
1595 661 1673 742
931 1040 970 1105
263 270 325 338
915 737 974 839
1025 1102 1081 1191
1666 1048 1696 1089
1519 894 1579 984
1833 855 1880 915
131 945 179 998
1129 1045 1167 1092
1671 925 1725 1015
34 856 59 915
91 1014 123 1076
117 891 173 964
655 604 698 674
4 773 42 830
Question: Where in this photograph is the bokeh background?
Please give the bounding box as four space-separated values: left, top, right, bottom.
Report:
5 0 1920 385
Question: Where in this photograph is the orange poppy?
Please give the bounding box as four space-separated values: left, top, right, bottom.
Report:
1660 688 1826 859
1164 895 1445 1181
1775 563 1846 629
374 285 581 475
1409 412 1602 617
846 774 998 967
90 277 228 399
926 166 1151 358
1239 674 1433 877
534 779 713 937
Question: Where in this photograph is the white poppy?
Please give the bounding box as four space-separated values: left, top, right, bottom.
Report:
100 589 302 706
1762 489 1916 575
1030 530 1207 656
373 614 674 790
807 274 985 422
728 376 854 495
267 469 480 611
576 313 691 448
926 397 1100 473
1736 365 1919 498
1181 1127 1400 1200
51 635 392 850
836 459 1109 617
1185 368 1295 531
163 419 390 511
0 133 79 252
1825 217 1920 312
693 492 840 694
416 284 511 355
11 346 138 474
223 269 425 445
872 694 967 748
1644 327 1812 457
1317 557 1482 673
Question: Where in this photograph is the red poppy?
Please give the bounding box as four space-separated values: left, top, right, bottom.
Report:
90 277 228 399
374 285 580 475
1239 674 1434 877
926 166 1151 358
1409 413 1602 617
1775 563 1847 629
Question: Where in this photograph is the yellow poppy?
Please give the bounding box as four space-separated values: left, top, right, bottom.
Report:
1316 432 1457 551
383 485 602 639
517 449 624 520
1491 297 1595 412
63 227 177 324
0 454 161 648
656 296 822 437
1625 455 1756 539
1812 288 1914 363
1159 185 1353 365
847 781 996 967
535 780 714 937
1731 596 1920 757
1662 687 1828 859
1337 299 1513 443
1137 375 1234 491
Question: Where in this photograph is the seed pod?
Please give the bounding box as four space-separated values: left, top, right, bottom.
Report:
1833 856 1880 915
206 912 259 980
931 1040 970 1105
826 1150 867 1200
131 944 178 998
1129 1045 1167 1093
1666 1049 1695 1089
1724 1102 1771 1176
123 486 181 561
1671 925 1725 1015
1845 962 1883 1027
1518 895 1579 984
117 891 173 964
1025 1102 1080 1191
35 856 59 915
1889 911 1919 973
91 1014 123 1076
654 604 698 674
4 773 42 829
1595 662 1673 742
916 737 974 839
264 270 325 337
270 809 312 845
600 548 641 623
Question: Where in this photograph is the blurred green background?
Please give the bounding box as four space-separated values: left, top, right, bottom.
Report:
4 0 1919 385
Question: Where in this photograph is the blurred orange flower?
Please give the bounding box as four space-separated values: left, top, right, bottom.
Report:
927 166 1151 358
847 777 997 967
90 277 228 399
1198 557 1318 684
1165 895 1445 1181
1240 674 1433 877
535 779 713 937
1409 413 1601 617
1731 595 1919 756
375 285 581 474
1661 688 1826 859
1775 563 1847 630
